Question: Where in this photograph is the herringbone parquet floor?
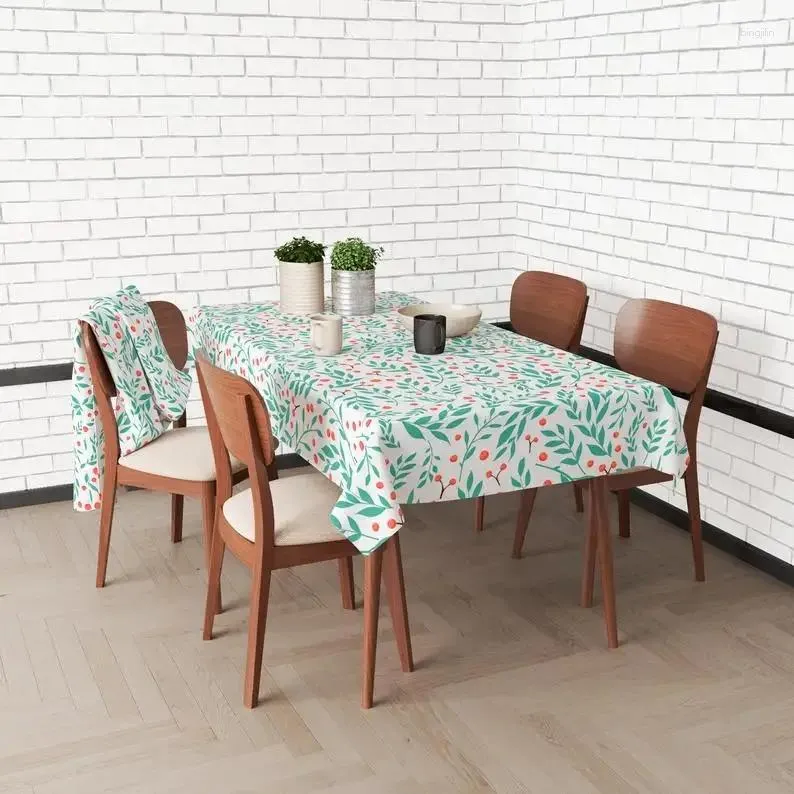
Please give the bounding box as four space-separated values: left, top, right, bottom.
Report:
3 475 794 793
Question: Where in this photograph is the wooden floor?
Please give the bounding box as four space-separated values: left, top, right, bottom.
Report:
3 478 794 793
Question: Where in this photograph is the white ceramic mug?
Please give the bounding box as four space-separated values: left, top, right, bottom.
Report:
310 313 343 356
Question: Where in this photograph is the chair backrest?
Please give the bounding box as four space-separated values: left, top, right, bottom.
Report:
614 299 718 396
613 298 718 455
80 300 188 461
149 301 189 370
509 271 589 351
196 354 277 547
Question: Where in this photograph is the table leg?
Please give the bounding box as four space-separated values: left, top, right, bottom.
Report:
590 477 619 649
383 534 413 673
474 495 485 532
361 546 384 709
581 483 598 608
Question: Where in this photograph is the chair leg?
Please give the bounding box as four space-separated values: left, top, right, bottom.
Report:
581 486 598 609
474 496 485 532
361 546 384 709
171 494 184 543
684 464 705 582
202 531 225 641
617 490 631 538
383 535 413 673
590 477 619 649
95 464 118 588
511 488 537 559
338 556 356 610
573 482 584 513
200 482 221 614
243 563 272 709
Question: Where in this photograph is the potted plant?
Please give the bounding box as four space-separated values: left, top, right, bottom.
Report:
331 237 383 316
275 236 326 315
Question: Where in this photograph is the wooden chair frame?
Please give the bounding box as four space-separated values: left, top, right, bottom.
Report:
601 299 718 583
81 301 250 592
197 354 413 709
513 298 719 599
475 271 590 532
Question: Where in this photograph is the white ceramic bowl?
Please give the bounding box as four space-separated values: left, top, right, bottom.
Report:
397 303 482 338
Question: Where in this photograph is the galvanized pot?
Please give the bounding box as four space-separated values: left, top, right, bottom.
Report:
331 269 375 316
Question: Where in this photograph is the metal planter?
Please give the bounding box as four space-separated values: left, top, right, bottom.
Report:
331 269 375 316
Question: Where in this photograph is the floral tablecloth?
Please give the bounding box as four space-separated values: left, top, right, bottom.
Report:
190 292 688 554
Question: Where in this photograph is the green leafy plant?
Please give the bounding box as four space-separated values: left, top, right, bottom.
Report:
274 236 326 263
330 237 384 272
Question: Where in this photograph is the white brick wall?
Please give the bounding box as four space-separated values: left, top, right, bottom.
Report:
512 0 794 563
2 0 794 566
0 0 522 492
1 0 523 373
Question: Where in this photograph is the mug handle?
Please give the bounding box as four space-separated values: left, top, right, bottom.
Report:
311 319 321 351
436 322 445 349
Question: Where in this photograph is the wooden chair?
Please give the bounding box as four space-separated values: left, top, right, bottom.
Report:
196 354 413 709
81 301 253 592
474 271 589 532
513 299 719 589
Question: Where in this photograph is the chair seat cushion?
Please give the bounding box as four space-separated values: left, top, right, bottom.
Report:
222 471 343 546
120 425 245 482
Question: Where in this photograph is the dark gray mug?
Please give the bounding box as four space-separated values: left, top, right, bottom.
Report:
413 314 446 355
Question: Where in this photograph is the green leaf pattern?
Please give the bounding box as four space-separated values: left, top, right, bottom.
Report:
73 286 193 512
190 292 689 555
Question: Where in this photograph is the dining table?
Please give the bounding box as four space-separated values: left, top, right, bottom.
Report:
190 291 689 705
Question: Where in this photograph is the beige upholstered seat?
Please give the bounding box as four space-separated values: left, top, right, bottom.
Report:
222 471 343 545
120 426 245 482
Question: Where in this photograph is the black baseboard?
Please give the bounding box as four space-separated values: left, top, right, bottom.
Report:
0 453 311 511
0 362 72 387
3 453 791 589
0 483 72 510
629 489 794 589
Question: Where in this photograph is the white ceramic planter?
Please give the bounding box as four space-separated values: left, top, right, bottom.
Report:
278 259 324 315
